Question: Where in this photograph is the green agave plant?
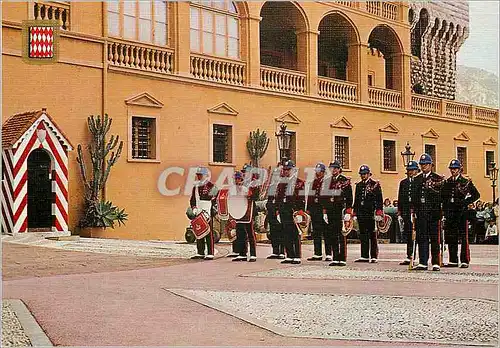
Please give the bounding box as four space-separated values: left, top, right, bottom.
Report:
91 201 128 228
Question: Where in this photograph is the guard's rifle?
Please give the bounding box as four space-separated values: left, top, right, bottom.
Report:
410 209 417 270
440 215 446 267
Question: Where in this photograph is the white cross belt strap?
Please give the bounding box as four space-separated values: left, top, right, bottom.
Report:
195 186 212 214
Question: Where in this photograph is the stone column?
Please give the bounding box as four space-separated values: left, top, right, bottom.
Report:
296 30 319 96
172 2 191 76
401 53 412 110
348 43 369 104
242 14 262 87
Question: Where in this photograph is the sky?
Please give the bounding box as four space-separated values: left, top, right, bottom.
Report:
456 1 499 76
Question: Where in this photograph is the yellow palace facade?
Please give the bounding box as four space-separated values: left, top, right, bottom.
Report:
2 1 498 239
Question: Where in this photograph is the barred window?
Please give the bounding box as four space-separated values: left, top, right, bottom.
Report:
213 124 232 163
457 147 467 174
425 144 436 166
190 1 239 59
132 117 156 159
334 136 349 169
383 140 396 171
107 1 168 46
486 151 495 176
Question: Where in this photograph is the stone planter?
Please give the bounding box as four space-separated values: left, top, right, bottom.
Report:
255 233 268 242
79 227 106 238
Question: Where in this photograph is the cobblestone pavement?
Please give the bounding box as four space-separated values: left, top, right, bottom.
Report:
2 302 32 347
2 234 198 258
249 266 499 283
175 289 498 345
2 240 498 346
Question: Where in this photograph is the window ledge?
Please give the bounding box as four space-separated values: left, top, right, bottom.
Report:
127 159 161 163
209 162 236 167
381 170 399 174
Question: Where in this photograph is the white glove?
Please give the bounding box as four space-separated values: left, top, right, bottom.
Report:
343 214 351 221
192 208 199 215
375 215 383 222
295 215 303 224
277 213 281 224
323 213 329 224
398 216 404 224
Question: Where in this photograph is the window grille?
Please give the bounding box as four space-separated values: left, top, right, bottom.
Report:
334 136 349 169
132 117 154 159
425 144 436 166
383 140 396 171
457 147 467 174
486 151 495 176
213 124 232 163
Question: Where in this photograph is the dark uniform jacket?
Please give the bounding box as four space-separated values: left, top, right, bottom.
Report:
307 176 326 218
323 174 353 212
190 181 217 208
414 172 444 220
353 177 383 218
441 175 480 216
274 177 306 217
397 176 418 218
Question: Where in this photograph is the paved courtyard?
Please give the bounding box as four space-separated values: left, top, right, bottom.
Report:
2 236 498 347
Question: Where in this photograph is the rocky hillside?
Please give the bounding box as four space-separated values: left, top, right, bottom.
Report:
456 65 499 108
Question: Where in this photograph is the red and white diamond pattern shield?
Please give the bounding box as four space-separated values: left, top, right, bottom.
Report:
29 26 54 58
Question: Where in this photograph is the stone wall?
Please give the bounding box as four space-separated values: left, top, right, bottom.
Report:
409 1 469 100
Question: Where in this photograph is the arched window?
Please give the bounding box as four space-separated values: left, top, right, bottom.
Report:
190 1 240 59
107 1 168 46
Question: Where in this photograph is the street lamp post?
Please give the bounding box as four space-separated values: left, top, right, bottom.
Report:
400 142 415 172
275 122 292 165
489 162 498 203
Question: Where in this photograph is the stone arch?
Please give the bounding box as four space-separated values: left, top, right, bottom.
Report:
259 1 309 71
317 11 360 82
368 25 404 90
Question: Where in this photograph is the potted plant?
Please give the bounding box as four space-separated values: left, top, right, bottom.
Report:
76 114 127 237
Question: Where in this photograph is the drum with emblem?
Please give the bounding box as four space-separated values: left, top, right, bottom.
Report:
190 211 211 239
216 188 230 220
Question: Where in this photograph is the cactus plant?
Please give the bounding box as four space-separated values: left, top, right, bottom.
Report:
76 114 127 228
246 129 270 167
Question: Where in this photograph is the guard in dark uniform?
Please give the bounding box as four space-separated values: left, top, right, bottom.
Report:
307 163 331 261
353 165 383 263
275 160 305 264
266 163 285 259
413 154 445 271
397 160 419 265
441 159 480 268
231 171 259 262
189 166 218 260
325 160 353 266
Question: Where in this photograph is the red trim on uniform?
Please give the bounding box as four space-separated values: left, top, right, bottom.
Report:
250 220 256 254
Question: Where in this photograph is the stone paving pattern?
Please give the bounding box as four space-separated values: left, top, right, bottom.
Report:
250 266 499 284
180 290 497 345
2 237 498 347
2 302 32 347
